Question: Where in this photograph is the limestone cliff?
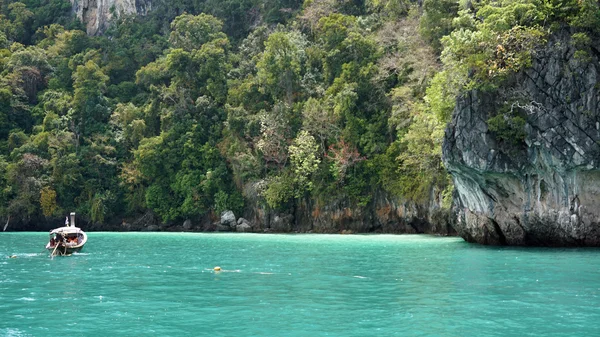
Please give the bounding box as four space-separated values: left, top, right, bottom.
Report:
70 0 151 35
443 31 600 246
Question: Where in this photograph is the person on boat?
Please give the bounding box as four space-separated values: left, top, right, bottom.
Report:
65 216 69 226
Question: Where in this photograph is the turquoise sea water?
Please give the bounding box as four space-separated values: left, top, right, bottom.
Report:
1 233 600 336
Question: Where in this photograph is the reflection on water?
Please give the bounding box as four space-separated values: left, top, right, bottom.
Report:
1 232 600 336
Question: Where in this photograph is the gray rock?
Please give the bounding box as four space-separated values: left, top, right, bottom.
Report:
143 225 159 232
234 218 252 232
71 0 152 35
442 31 600 246
236 222 252 232
183 219 192 230
131 210 158 231
220 210 236 229
216 223 232 232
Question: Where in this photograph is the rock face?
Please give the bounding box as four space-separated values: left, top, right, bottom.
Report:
5 193 454 234
242 183 455 235
443 32 600 246
270 214 294 232
70 0 151 35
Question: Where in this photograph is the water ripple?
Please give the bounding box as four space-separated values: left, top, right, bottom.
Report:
1 233 600 336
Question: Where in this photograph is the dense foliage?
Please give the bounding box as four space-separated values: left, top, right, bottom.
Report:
2 0 596 226
427 0 600 123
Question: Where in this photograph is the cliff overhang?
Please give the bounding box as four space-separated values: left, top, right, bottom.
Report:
443 32 600 246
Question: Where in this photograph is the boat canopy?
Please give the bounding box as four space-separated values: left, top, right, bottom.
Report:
49 226 84 235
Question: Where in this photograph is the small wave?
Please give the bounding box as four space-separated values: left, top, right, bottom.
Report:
353 276 368 279
6 253 42 258
24 253 42 257
257 272 274 275
17 297 35 301
1 328 29 337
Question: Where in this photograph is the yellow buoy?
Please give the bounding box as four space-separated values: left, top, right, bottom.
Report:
214 266 221 271
9 255 17 258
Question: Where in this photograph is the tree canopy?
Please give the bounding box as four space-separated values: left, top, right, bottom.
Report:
1 0 595 226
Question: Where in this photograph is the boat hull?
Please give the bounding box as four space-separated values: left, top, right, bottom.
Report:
46 244 85 255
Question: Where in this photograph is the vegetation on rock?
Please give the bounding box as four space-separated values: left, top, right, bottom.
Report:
1 0 597 227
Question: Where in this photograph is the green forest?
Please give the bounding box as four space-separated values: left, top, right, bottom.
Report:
0 0 598 227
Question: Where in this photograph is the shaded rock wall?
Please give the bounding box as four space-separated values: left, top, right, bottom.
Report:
6 190 455 235
443 31 600 246
240 187 455 235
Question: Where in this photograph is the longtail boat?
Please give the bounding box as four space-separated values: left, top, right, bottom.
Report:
46 212 87 256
